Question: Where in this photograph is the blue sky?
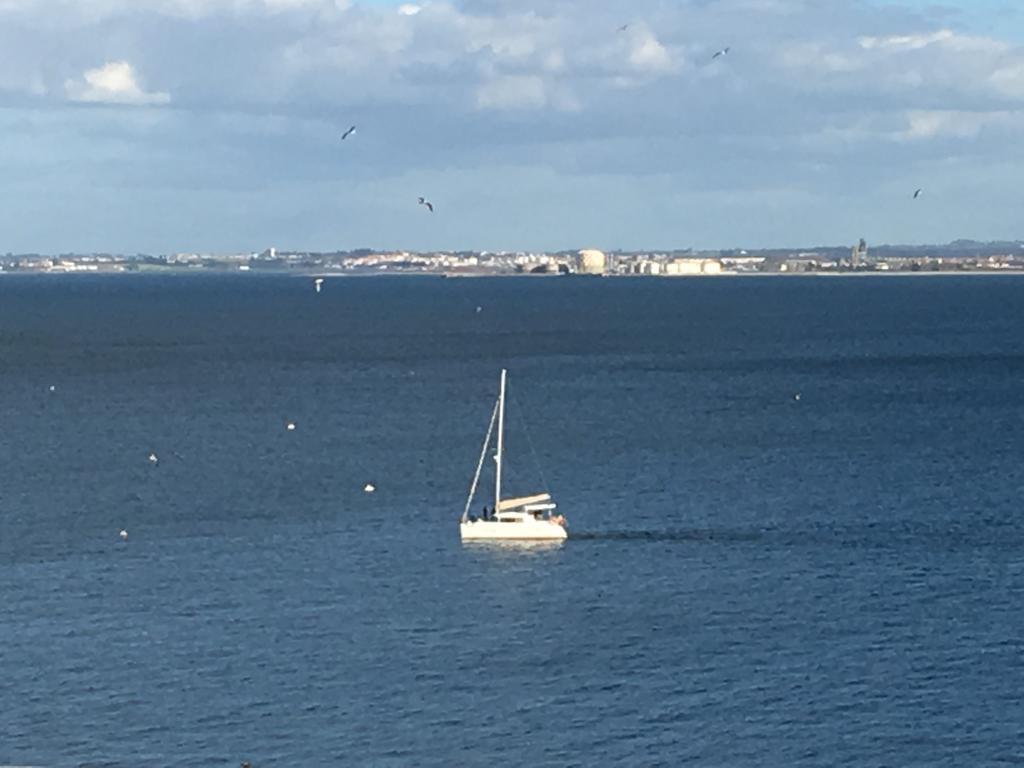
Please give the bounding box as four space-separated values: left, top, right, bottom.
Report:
873 0 1024 38
2 0 1024 253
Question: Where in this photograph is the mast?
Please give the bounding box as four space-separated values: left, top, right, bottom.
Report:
462 399 499 523
495 368 506 511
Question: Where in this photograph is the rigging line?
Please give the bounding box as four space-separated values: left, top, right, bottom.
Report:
462 397 499 523
510 391 551 493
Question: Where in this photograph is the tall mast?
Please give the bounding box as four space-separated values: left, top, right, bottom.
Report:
495 368 506 512
462 399 499 523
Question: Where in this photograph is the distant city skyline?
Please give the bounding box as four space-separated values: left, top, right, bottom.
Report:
1 0 1023 254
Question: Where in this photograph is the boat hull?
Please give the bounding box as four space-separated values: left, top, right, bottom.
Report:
459 519 567 540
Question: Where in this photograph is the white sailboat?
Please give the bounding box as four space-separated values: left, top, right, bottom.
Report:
460 369 567 541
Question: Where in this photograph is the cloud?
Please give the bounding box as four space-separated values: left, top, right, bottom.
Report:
897 109 1024 141
628 35 675 74
0 0 352 21
64 61 170 105
775 25 1023 108
858 29 956 50
989 62 1024 98
3 0 1024 251
476 74 547 110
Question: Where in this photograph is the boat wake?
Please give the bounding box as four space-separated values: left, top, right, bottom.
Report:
461 539 565 551
570 528 766 543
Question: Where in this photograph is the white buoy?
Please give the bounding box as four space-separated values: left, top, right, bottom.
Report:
286 422 296 431
119 529 128 541
314 278 324 294
364 483 375 493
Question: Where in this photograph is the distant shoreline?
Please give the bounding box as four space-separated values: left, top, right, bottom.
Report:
4 268 1024 280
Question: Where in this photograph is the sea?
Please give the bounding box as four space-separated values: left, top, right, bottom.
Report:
1 273 1023 767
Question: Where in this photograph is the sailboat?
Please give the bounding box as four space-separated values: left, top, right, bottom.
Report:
460 369 567 541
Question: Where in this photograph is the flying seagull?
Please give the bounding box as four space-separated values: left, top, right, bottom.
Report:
314 277 324 293
711 46 730 60
617 24 629 32
148 452 159 465
119 529 128 541
418 197 434 213
341 125 356 141
913 188 922 199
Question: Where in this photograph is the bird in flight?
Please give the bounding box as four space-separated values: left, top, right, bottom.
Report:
617 24 629 32
418 196 434 212
913 188 922 199
314 277 324 293
711 47 730 60
341 125 356 141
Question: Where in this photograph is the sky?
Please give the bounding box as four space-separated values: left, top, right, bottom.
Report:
2 0 1024 253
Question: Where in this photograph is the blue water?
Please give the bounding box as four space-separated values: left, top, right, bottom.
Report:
1 274 1023 766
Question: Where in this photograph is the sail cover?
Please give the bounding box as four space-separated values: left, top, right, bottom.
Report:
498 493 551 511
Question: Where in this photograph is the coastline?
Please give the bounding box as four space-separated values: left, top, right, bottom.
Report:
4 266 1024 280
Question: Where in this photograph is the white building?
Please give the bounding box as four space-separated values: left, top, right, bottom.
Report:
577 249 606 275
664 258 722 276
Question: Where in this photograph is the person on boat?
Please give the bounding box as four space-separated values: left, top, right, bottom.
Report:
481 505 489 520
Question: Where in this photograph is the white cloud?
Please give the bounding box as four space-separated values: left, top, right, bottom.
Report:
0 0 351 20
780 42 862 73
476 74 547 110
771 25 1024 112
897 109 1022 141
989 63 1024 98
5 0 1024 251
9 1 1012 122
859 29 955 50
65 61 169 105
628 35 675 74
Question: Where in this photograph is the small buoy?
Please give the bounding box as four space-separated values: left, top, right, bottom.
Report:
286 422 296 431
364 483 375 493
148 452 159 464
794 393 801 401
475 305 482 313
119 529 128 541
48 384 56 392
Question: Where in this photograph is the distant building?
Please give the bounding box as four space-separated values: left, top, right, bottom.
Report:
631 259 663 275
664 258 722 276
851 238 867 268
577 249 606 275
